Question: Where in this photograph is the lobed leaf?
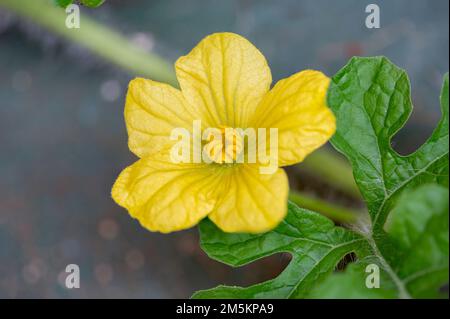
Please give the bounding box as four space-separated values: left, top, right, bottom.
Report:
327 57 448 231
192 202 366 299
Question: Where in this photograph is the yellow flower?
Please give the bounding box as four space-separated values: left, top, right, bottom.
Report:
111 32 335 234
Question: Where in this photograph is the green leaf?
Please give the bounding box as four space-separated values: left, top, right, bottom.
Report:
308 184 449 298
192 202 367 299
80 0 105 8
54 0 73 8
307 258 397 299
328 57 448 231
385 184 449 298
53 0 105 8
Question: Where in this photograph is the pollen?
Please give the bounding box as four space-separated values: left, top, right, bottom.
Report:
204 126 244 164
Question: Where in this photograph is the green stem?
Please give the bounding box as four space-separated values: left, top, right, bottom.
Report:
301 148 361 198
289 190 359 223
366 236 412 299
0 0 178 86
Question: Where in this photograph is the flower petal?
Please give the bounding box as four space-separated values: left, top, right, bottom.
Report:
251 70 335 166
175 32 272 128
111 153 223 233
208 165 288 233
125 78 199 158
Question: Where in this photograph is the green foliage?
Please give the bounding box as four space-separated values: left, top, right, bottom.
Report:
193 57 449 299
192 202 367 299
384 184 449 298
307 259 398 299
54 0 73 8
309 184 449 298
80 0 105 8
328 57 448 232
54 0 105 8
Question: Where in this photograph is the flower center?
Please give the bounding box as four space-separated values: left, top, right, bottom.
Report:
204 126 244 164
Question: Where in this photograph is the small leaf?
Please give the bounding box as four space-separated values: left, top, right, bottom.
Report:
80 0 105 8
309 184 449 298
192 202 366 299
328 58 448 231
54 0 73 8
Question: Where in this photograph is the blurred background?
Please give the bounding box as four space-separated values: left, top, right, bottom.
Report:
0 0 448 298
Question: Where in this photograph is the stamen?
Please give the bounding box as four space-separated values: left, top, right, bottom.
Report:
204 126 244 164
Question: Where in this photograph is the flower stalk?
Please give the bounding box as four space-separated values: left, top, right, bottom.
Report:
0 0 178 86
288 190 359 223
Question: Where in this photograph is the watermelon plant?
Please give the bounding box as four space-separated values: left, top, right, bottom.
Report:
193 58 449 299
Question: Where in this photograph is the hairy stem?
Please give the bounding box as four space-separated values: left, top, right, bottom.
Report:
300 148 361 199
289 191 359 223
0 0 178 86
366 236 412 299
